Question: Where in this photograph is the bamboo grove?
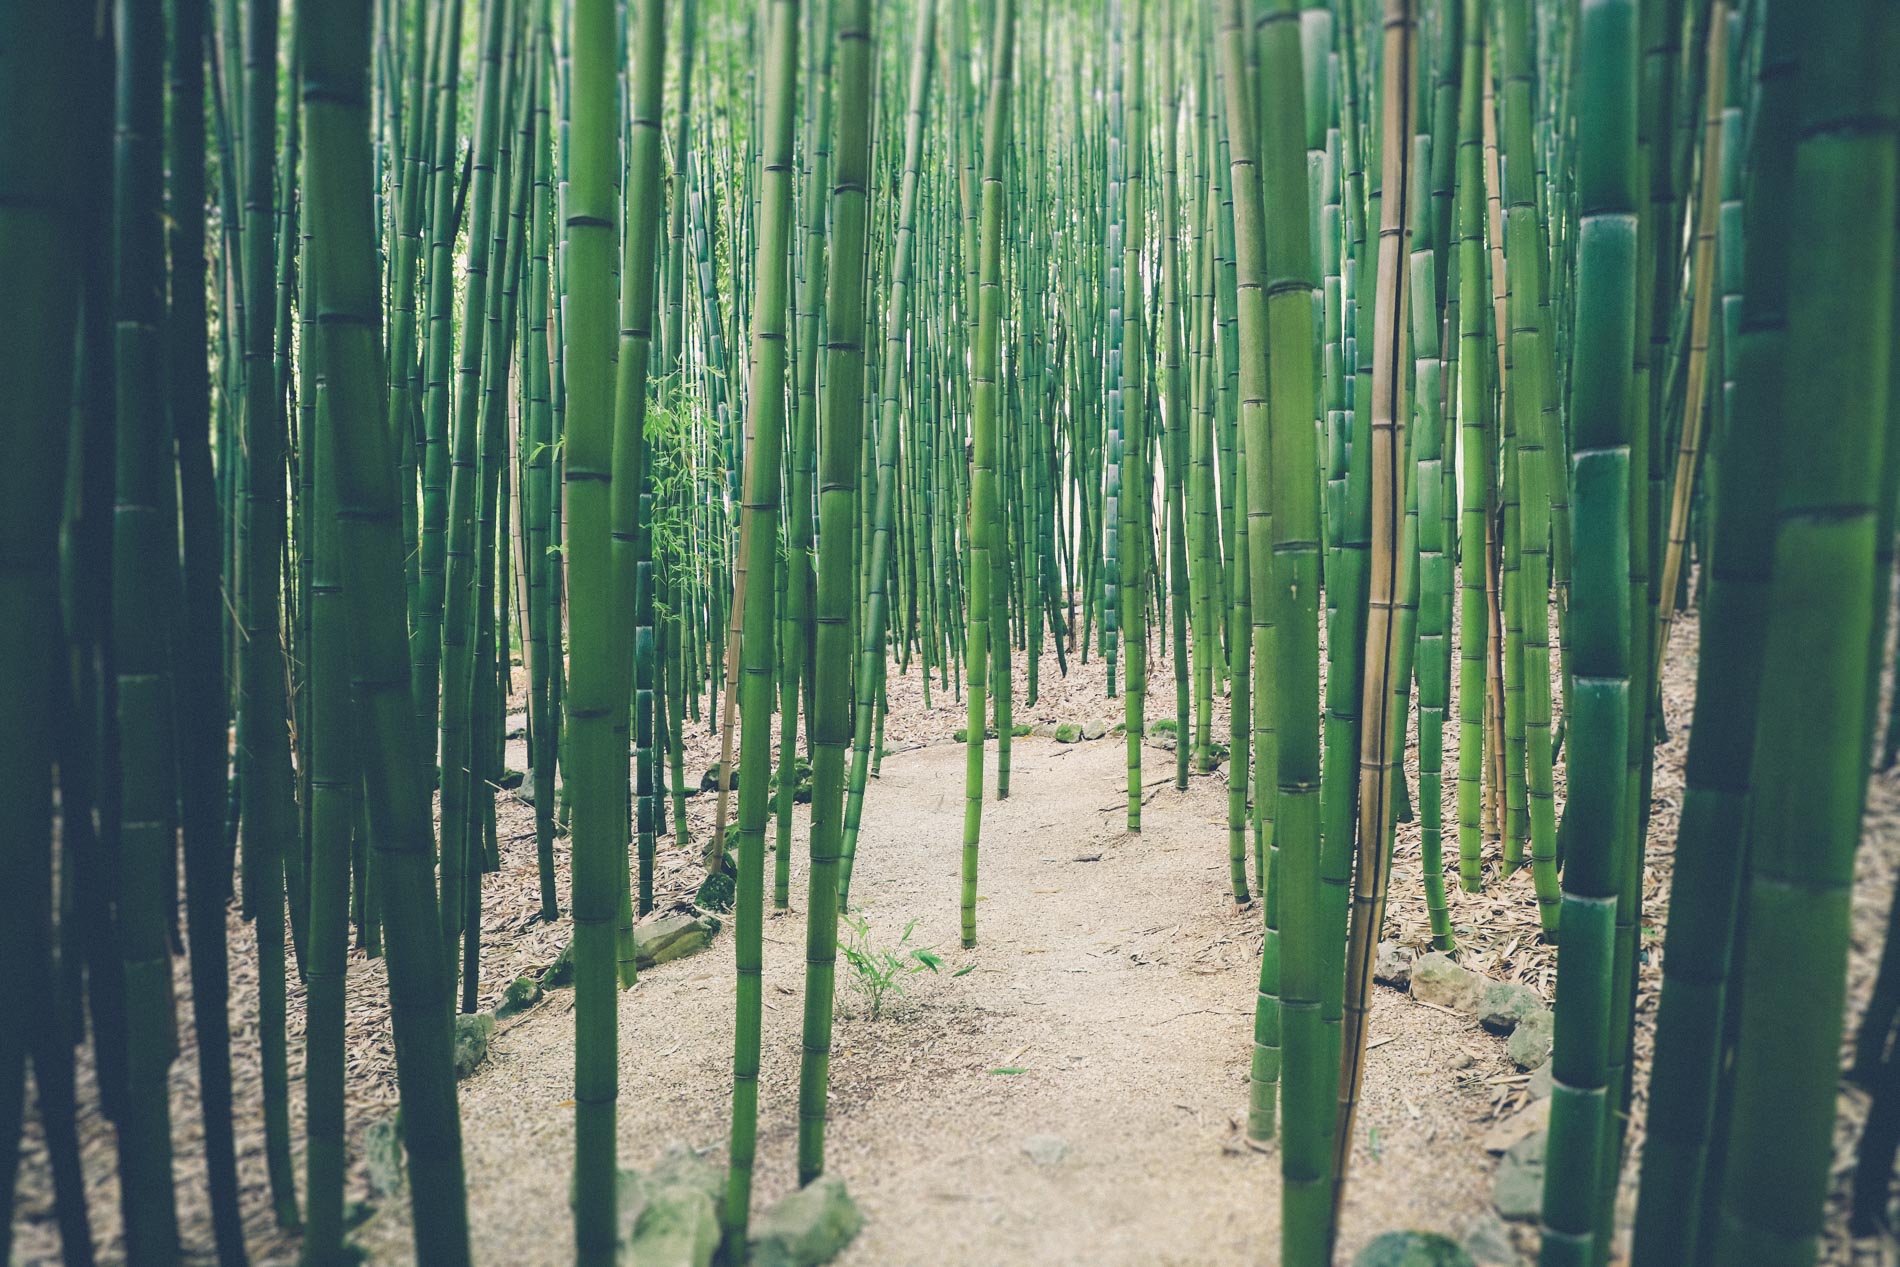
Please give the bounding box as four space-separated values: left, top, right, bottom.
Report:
1 0 1896 1262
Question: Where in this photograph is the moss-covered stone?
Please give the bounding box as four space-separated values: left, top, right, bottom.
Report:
1353 1231 1477 1267
748 1175 862 1267
1054 723 1082 743
1410 952 1484 1013
634 911 722 969
496 975 544 1020
1478 980 1544 1035
1506 1007 1554 1070
695 852 738 914
618 1146 725 1267
364 1114 405 1198
542 942 575 989
453 1013 495 1080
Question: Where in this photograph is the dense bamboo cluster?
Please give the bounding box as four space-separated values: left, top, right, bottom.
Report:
3 0 1897 1263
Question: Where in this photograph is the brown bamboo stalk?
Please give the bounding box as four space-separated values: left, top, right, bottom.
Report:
1338 0 1418 1217
1653 2 1727 686
1480 50 1509 848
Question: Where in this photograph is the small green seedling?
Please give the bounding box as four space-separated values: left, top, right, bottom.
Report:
839 913 942 1019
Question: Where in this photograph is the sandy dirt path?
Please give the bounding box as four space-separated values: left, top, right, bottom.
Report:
357 733 1512 1265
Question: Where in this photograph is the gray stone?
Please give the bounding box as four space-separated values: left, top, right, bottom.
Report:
1352 1230 1477 1267
1479 981 1545 1035
1462 1212 1521 1266
1527 1063 1553 1100
497 975 543 1020
1375 940 1413 990
1481 1098 1550 1155
1022 1134 1070 1165
1031 722 1058 738
1506 1008 1554 1071
1492 1130 1546 1223
454 1013 495 1080
1081 717 1109 741
635 912 722 969
1410 953 1484 1013
699 762 735 793
364 1116 405 1198
748 1175 863 1267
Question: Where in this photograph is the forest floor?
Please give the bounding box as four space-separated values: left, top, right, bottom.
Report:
13 603 1900 1264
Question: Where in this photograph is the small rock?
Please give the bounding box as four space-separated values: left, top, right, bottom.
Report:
624 1186 719 1267
1506 1008 1554 1071
1478 981 1544 1035
364 1115 405 1198
1450 1052 1476 1071
1353 1230 1477 1266
1081 717 1109 740
1022 1134 1070 1165
1492 1129 1546 1223
1527 1063 1553 1100
618 1147 725 1267
748 1175 862 1267
1054 723 1082 743
542 943 576 989
1411 953 1484 1013
1462 1212 1521 1266
699 762 736 793
695 853 738 915
1031 722 1058 738
497 767 526 790
496 975 544 1020
635 911 721 969
1375 940 1413 990
454 1013 495 1080
1481 1098 1550 1155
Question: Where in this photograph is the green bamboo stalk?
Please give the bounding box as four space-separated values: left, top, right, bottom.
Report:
167 0 247 1254
1499 0 1559 938
1709 2 1897 1260
1628 3 1786 1256
299 0 473 1253
1452 0 1489 896
239 0 301 1224
1536 0 1637 1247
840 0 937 911
961 0 1017 950
1121 0 1148 834
1409 125 1454 951
113 2 185 1254
723 0 797 1242
564 0 625 1250
1219 0 1325 1253
798 0 875 1181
